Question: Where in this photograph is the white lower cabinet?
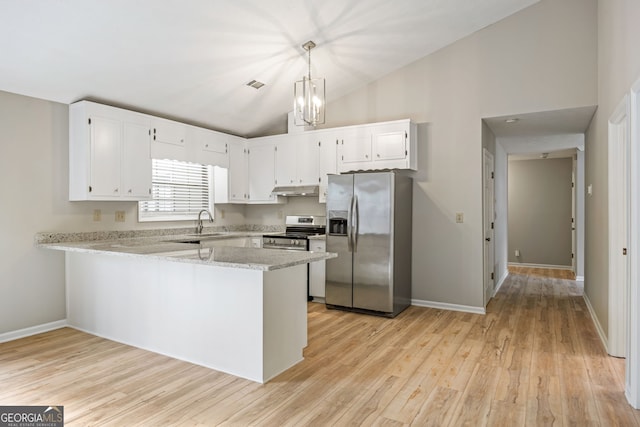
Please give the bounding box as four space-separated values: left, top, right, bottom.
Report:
309 239 326 299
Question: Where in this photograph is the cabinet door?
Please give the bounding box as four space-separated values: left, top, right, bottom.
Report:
228 141 248 202
274 138 296 186
338 127 371 169
89 115 122 198
318 134 338 202
373 131 406 161
196 128 229 168
150 118 188 161
248 144 276 202
372 121 409 162
296 136 320 186
309 240 326 298
122 120 152 199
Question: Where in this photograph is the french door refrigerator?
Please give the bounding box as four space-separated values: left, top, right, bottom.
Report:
325 171 412 317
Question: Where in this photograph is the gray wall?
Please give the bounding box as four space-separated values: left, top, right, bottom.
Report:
322 0 596 308
0 89 329 336
0 0 601 335
508 157 573 266
585 0 640 338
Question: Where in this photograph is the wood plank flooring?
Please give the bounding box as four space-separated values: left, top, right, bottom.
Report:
1 269 638 426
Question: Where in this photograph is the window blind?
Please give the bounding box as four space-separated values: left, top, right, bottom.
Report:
138 159 213 221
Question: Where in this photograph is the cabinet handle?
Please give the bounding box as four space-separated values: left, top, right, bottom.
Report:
377 153 380 158
365 155 369 159
114 188 119 193
128 189 132 193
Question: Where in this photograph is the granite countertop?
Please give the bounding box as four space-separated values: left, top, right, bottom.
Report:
37 230 336 271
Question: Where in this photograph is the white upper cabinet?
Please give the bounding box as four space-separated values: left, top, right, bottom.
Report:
247 140 284 204
338 126 371 166
296 135 321 186
193 127 229 168
150 117 191 161
274 137 297 186
318 132 339 203
337 119 417 172
214 137 247 204
274 134 320 187
122 120 153 198
69 101 152 201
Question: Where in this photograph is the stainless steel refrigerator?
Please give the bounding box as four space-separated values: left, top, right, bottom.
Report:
325 171 412 317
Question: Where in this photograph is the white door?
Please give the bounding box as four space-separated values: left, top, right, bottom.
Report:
608 96 630 358
483 149 495 306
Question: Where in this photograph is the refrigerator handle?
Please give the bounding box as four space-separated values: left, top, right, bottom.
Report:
347 195 354 252
353 195 359 252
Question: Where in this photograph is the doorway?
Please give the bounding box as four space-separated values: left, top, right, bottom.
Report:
483 149 495 306
607 95 630 359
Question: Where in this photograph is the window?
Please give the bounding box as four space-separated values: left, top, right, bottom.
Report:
138 159 213 222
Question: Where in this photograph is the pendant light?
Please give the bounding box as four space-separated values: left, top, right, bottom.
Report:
294 41 325 126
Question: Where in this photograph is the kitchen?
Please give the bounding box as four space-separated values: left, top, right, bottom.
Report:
1 0 640 423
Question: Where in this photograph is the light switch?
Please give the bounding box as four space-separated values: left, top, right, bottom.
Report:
115 211 125 222
93 209 101 222
455 212 464 223
587 184 593 196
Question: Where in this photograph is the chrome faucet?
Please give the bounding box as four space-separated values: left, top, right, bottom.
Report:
196 209 213 234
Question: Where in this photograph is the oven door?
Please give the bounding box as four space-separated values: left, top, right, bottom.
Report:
262 237 308 251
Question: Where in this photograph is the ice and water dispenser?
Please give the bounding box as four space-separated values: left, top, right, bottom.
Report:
328 211 348 236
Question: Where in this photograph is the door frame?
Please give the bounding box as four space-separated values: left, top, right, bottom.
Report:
483 148 495 306
627 78 640 408
608 95 630 359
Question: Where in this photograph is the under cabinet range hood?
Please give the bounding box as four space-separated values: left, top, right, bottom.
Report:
272 185 319 197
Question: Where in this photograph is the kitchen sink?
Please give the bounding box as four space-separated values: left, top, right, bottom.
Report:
184 232 226 237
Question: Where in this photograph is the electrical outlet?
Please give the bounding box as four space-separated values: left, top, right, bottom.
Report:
220 209 225 219
515 249 520 257
455 212 464 223
115 211 125 222
93 209 101 222
277 210 284 219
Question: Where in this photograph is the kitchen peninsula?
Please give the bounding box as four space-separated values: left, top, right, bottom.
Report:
38 232 336 383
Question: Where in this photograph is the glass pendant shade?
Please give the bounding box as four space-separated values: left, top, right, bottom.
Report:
294 41 325 126
294 75 325 126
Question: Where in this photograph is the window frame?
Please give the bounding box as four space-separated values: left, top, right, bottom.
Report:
138 159 214 222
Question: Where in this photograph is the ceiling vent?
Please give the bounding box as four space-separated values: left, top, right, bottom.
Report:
246 80 265 90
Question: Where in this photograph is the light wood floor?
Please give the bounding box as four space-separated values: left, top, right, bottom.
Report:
1 269 639 426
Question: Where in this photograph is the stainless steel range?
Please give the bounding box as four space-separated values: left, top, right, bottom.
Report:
263 215 326 301
262 215 326 251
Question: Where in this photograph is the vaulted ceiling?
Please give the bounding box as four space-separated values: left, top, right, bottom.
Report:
0 0 539 137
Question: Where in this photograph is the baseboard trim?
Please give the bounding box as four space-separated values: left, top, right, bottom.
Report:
583 293 608 353
508 262 573 271
412 299 485 315
0 320 68 343
576 275 585 282
494 268 509 297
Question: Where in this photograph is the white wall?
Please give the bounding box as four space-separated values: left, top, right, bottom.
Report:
322 0 597 308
